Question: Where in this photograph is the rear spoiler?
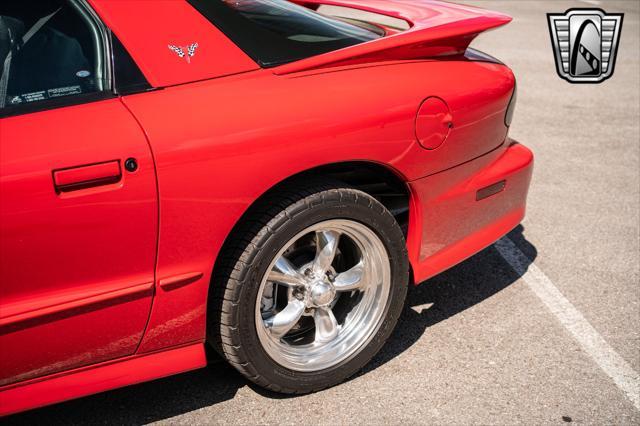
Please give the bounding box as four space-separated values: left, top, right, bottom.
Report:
275 0 511 74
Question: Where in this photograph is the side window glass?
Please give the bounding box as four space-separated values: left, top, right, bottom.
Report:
0 1 107 111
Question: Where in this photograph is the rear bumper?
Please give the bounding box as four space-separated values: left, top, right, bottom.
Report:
407 140 533 284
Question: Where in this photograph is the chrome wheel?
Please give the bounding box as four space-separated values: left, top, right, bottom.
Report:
255 219 391 372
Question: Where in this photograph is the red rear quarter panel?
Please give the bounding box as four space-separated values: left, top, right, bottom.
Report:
121 60 515 351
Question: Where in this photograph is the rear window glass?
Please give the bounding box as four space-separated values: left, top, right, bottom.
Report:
188 0 382 67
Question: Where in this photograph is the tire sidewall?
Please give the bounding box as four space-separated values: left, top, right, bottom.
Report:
234 192 408 391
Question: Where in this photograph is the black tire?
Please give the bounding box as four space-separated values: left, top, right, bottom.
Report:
208 180 409 394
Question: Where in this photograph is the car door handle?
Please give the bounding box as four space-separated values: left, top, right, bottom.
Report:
53 160 122 193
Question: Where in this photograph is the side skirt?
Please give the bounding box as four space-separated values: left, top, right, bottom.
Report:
0 342 207 417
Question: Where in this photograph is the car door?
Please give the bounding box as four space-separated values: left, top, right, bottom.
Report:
0 1 156 386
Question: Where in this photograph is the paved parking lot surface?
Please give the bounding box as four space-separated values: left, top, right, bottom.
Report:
5 1 639 424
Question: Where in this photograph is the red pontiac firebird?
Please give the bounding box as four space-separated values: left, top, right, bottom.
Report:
0 0 533 415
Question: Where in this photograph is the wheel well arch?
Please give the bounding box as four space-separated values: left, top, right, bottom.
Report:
209 159 413 286
206 160 414 346
230 161 411 245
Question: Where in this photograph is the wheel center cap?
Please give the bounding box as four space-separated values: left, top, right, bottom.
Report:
310 281 335 307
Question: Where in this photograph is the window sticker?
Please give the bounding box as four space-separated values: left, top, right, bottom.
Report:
48 85 82 98
9 85 83 104
19 91 48 103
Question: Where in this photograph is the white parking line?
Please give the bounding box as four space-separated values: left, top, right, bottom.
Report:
495 237 640 411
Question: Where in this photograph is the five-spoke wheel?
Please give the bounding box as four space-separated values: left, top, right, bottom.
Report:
256 220 390 371
210 183 408 393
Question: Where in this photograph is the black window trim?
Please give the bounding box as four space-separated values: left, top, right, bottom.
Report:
0 0 151 119
110 30 153 96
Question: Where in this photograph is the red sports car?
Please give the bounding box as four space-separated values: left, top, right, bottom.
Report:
0 0 533 415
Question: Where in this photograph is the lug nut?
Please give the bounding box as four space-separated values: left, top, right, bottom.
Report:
293 289 305 300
